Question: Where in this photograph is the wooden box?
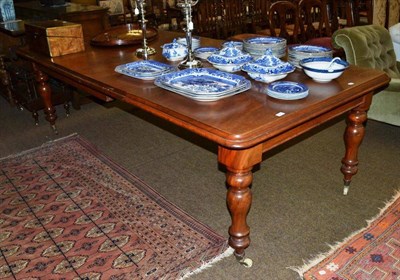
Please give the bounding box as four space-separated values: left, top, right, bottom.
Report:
25 20 85 57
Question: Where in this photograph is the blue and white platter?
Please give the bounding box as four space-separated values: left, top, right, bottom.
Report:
115 60 176 80
154 68 251 101
266 81 309 100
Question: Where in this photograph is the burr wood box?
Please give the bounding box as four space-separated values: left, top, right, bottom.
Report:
25 20 85 57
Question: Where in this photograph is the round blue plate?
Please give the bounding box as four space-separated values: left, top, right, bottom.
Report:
266 81 309 100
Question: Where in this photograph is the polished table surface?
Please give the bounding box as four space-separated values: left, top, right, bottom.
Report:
17 30 390 264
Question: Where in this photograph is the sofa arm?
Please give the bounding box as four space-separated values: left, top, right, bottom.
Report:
385 77 400 92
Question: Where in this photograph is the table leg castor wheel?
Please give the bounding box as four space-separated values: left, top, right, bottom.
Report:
235 254 253 268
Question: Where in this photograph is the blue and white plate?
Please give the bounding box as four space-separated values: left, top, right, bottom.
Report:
289 45 331 54
154 68 251 101
266 81 309 100
115 60 175 80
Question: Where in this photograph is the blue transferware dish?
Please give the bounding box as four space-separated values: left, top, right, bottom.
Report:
194 47 219 60
207 42 252 72
266 81 309 100
115 60 175 80
299 57 349 83
161 39 188 61
242 49 295 83
154 68 251 101
222 41 243 50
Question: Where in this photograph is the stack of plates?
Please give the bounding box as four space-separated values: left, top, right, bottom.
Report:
176 37 201 50
266 81 309 100
154 68 251 102
288 45 332 68
114 60 175 80
243 37 287 58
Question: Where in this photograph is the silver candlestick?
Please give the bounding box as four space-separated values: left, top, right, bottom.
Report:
176 0 202 69
135 0 156 59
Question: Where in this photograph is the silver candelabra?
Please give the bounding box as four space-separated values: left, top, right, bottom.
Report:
176 0 202 69
135 0 156 59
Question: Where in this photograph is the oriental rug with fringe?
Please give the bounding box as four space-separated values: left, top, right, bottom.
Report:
296 192 400 280
0 134 232 279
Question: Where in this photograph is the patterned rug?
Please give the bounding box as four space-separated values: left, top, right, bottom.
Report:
0 134 232 279
295 192 400 280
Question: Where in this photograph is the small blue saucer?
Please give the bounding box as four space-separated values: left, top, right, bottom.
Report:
266 81 309 100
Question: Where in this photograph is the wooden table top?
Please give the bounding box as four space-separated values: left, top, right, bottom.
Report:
17 30 390 149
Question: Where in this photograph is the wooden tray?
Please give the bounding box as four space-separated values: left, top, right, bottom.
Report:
90 24 158 47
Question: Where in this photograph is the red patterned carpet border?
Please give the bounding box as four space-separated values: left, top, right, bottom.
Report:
295 191 400 280
0 134 231 279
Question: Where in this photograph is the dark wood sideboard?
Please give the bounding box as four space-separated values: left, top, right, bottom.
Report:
14 1 109 39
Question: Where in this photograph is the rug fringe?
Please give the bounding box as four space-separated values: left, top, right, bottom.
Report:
288 190 400 280
0 133 79 162
180 246 234 280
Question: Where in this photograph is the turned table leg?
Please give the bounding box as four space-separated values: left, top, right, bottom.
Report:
218 145 262 267
341 95 372 195
32 62 58 133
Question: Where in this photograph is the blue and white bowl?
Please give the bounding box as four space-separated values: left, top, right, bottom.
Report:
161 39 188 61
194 47 219 60
242 49 295 83
207 42 252 72
299 57 349 83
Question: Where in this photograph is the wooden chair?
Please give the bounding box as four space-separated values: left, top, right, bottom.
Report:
219 0 246 38
193 0 222 39
247 0 271 33
298 0 331 42
299 0 344 57
257 1 300 44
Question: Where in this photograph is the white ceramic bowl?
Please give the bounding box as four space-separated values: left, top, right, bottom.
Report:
299 57 349 83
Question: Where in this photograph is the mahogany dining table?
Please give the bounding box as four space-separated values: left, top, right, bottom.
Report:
16 30 390 266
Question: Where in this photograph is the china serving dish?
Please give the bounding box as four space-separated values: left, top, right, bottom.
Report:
299 57 349 83
288 45 332 68
115 60 175 80
243 36 287 58
207 42 253 72
266 81 309 100
194 47 219 60
161 39 188 61
154 68 251 101
222 41 243 50
242 49 295 83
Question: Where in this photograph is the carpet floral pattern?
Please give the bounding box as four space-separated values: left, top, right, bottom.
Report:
299 192 400 280
0 135 231 279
